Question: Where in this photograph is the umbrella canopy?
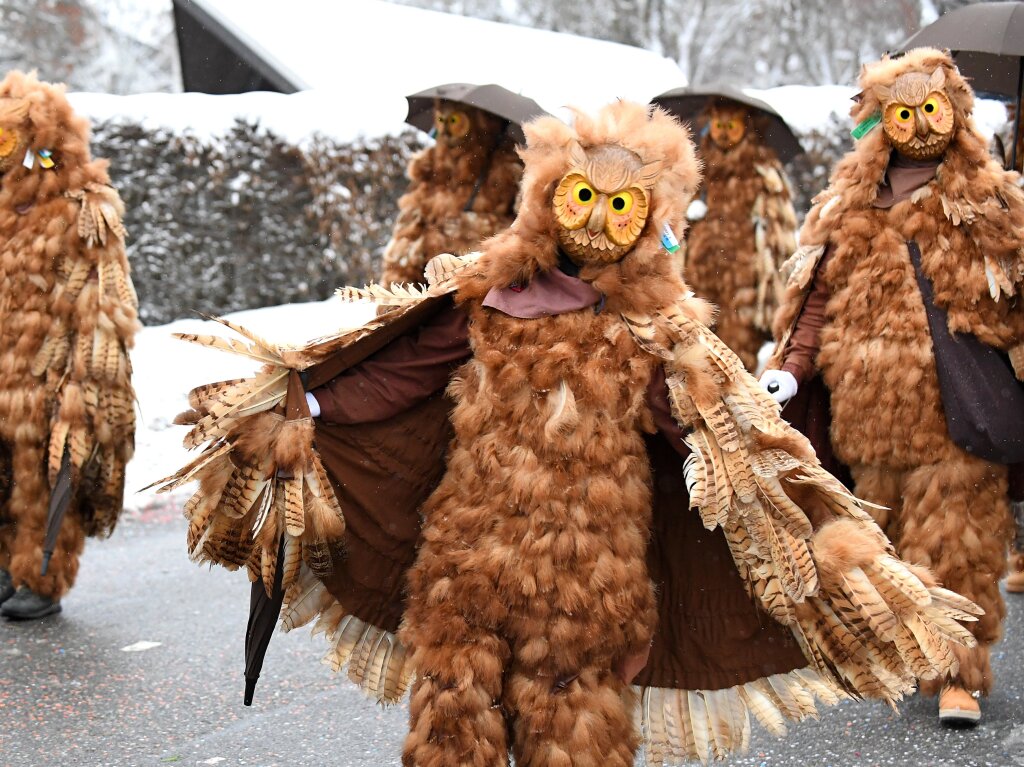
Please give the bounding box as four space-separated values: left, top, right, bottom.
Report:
898 2 1024 169
899 2 1024 98
243 372 306 706
404 83 547 144
243 550 285 706
651 85 804 163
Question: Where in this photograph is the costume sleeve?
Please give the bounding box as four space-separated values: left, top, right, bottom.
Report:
41 184 138 537
780 246 833 384
311 301 471 424
646 365 691 458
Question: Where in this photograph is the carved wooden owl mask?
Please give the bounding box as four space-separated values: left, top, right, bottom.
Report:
433 101 472 147
0 125 24 173
876 67 954 160
0 97 31 175
553 141 661 264
708 104 748 151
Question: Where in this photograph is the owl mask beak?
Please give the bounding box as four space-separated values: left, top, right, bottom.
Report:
915 109 930 139
585 201 606 238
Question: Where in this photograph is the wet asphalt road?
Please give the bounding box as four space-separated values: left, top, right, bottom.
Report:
2 502 1024 767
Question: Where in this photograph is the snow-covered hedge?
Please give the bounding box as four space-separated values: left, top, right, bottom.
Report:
91 119 422 325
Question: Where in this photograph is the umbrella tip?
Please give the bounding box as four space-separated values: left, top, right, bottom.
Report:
40 552 52 577
244 675 258 706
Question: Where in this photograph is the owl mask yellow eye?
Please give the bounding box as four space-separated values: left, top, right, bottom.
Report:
434 110 471 141
0 127 18 158
609 191 633 215
573 181 596 206
553 173 597 231
604 187 648 247
448 111 470 139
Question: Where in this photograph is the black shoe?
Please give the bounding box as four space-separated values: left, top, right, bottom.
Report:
1 586 61 620
0 569 13 605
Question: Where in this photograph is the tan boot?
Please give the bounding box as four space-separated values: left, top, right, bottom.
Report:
1007 551 1024 594
938 685 980 726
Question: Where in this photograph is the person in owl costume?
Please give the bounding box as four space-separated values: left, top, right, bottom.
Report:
379 97 523 286
678 96 798 371
763 48 1024 725
160 101 981 765
0 72 138 620
992 101 1023 174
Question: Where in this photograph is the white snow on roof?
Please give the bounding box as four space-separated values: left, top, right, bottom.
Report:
190 0 686 113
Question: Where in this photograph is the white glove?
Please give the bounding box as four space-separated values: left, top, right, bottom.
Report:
305 391 322 418
759 369 798 404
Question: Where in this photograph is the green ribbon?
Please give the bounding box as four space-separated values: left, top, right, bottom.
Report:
851 111 882 140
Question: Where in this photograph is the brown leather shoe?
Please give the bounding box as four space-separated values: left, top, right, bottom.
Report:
1007 552 1024 594
939 685 980 726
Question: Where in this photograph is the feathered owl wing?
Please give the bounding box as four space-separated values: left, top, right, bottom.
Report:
623 295 982 763
150 252 476 702
750 161 798 332
38 183 138 537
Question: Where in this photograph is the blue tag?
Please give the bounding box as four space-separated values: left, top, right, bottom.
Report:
661 223 680 253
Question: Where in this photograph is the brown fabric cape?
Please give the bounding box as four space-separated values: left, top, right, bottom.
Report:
301 301 806 692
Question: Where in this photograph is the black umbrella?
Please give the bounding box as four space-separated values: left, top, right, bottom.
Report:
243 371 305 706
244 540 285 706
41 447 73 576
898 1 1024 169
404 83 547 145
651 85 804 163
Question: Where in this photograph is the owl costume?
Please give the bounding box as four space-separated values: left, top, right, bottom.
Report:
0 72 138 620
766 48 1024 723
380 96 523 286
160 102 981 765
676 97 798 371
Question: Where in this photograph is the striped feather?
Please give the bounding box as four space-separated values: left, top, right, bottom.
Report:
283 473 305 537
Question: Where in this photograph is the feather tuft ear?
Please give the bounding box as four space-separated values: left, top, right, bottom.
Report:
568 140 588 169
639 158 664 187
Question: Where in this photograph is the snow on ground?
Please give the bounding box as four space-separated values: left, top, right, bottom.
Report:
125 297 376 512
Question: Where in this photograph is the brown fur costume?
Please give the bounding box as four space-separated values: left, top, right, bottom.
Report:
0 72 138 600
771 48 1024 696
379 102 522 286
685 101 797 371
165 102 983 766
